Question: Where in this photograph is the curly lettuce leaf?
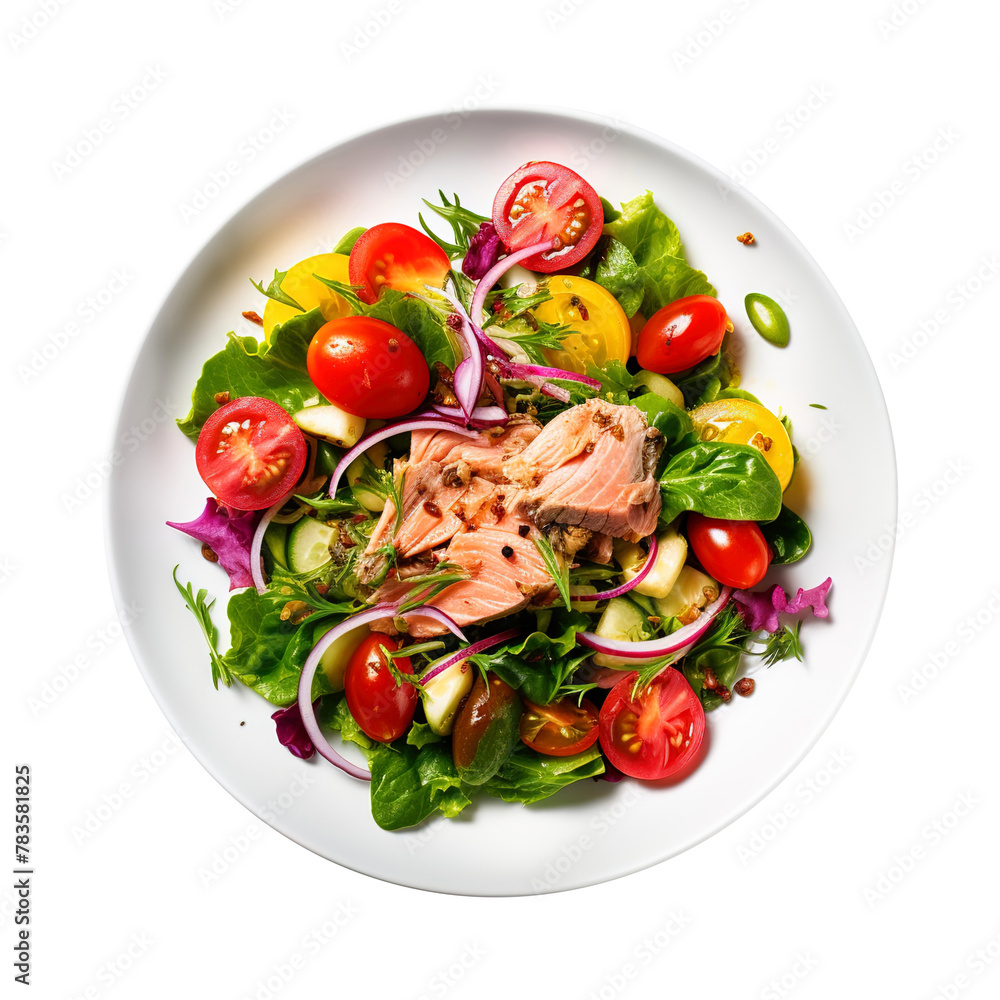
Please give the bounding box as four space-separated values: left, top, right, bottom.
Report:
605 191 715 315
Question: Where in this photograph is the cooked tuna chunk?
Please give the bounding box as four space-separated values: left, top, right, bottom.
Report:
502 399 663 541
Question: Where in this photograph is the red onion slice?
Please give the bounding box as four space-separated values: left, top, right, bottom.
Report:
453 354 483 420
577 588 733 660
419 627 522 685
431 403 508 427
328 416 480 497
249 496 288 595
572 536 658 602
296 601 468 781
470 239 554 328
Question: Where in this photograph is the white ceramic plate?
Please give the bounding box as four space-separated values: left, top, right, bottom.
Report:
107 109 895 895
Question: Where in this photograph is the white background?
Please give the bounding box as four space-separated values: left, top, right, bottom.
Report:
6 0 1000 997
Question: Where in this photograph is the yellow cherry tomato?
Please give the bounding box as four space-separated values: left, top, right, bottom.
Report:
532 275 631 375
262 252 353 341
690 398 795 491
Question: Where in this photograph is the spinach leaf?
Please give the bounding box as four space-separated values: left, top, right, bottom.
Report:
367 742 472 830
472 611 592 706
332 227 366 254
604 191 715 315
579 235 644 317
761 506 812 564
658 442 783 524
630 392 696 450
482 744 604 804
585 358 633 404
671 349 738 408
177 309 327 441
221 588 338 706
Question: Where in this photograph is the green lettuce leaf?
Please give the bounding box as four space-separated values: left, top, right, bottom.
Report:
579 235 645 317
659 442 783 524
605 191 715 315
482 744 604 804
176 309 328 441
221 588 339 706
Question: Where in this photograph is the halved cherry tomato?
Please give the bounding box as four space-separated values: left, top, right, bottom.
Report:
519 697 600 757
690 398 794 491
492 161 603 272
532 275 631 375
348 223 450 304
636 295 728 374
687 513 772 589
599 670 706 780
343 634 417 743
306 316 429 418
195 396 307 510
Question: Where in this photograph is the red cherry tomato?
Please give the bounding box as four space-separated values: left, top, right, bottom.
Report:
636 295 728 374
598 670 706 780
687 513 772 589
195 396 306 510
343 634 417 744
492 161 604 273
306 315 429 419
519 697 600 757
348 222 450 304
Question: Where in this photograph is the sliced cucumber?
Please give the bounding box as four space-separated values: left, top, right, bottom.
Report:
293 403 366 448
633 371 684 408
655 566 720 622
346 443 390 512
287 516 338 573
263 522 289 570
592 597 653 668
615 527 688 599
314 621 367 692
420 658 475 736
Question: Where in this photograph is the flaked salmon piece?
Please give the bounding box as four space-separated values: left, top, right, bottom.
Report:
356 460 446 585
503 399 663 542
409 416 541 480
394 475 495 558
582 532 614 564
370 526 553 637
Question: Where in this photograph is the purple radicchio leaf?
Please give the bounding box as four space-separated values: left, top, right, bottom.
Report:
733 577 833 634
461 221 504 280
167 498 260 591
271 701 317 760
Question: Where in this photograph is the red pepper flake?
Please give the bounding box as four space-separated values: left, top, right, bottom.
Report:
242 310 264 326
734 677 755 697
736 232 756 246
423 500 442 518
570 295 590 321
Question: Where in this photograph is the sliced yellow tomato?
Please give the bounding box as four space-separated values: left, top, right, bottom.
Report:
532 275 631 375
690 398 795 491
262 252 353 341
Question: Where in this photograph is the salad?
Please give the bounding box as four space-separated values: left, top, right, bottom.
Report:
169 159 832 831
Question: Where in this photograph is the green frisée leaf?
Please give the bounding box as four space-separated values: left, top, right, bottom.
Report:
658 442 783 524
604 191 715 315
172 567 232 689
251 269 305 311
176 309 328 441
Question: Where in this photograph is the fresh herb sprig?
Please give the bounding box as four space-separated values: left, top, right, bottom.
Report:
250 269 304 311
172 567 232 689
418 191 488 258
